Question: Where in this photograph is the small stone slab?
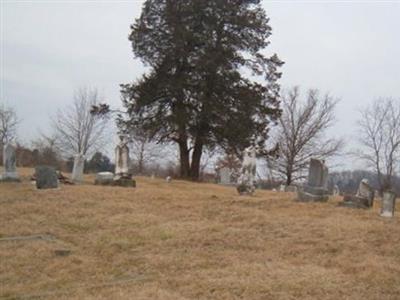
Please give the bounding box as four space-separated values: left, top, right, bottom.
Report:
94 172 114 185
95 172 136 187
35 166 59 189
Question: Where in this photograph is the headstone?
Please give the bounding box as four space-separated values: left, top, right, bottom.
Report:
1 143 19 181
237 146 257 195
166 176 171 182
71 153 85 183
297 158 329 202
94 172 114 185
356 179 374 200
115 134 130 179
279 184 285 192
380 191 396 218
308 158 328 189
219 167 231 185
339 179 375 209
35 166 58 189
333 184 340 196
113 134 135 187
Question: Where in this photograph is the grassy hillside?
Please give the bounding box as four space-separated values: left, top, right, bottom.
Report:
1 168 399 299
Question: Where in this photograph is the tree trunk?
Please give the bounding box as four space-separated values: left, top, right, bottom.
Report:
286 163 293 185
178 139 190 179
286 173 292 186
190 139 203 181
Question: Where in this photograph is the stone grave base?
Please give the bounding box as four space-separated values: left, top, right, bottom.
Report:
296 185 329 202
297 190 329 202
0 174 21 182
113 177 136 187
338 194 372 209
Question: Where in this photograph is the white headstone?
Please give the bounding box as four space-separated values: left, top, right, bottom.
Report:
356 179 374 201
1 143 19 180
333 184 340 196
71 154 85 182
115 134 130 178
380 191 396 218
166 176 171 182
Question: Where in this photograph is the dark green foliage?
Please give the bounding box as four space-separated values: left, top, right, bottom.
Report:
86 152 114 173
121 0 283 180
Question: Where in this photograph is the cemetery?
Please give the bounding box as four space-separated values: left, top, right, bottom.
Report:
1 147 399 299
1 0 399 299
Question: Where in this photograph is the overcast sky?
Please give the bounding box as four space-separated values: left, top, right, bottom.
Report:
1 0 399 169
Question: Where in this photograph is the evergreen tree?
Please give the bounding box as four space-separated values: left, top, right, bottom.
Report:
121 0 283 180
86 152 113 173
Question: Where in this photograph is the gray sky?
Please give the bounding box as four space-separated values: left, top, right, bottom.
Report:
1 0 400 168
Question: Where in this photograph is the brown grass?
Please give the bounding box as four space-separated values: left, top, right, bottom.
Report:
0 168 399 300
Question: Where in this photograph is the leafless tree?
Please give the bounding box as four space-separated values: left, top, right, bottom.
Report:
52 87 109 157
0 104 19 164
31 134 62 168
129 128 168 175
0 104 19 146
267 87 343 185
357 98 400 192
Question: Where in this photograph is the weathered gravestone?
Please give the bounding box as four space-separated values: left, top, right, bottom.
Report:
340 179 374 209
297 158 329 202
380 191 396 218
35 166 58 189
113 134 135 187
333 184 340 196
237 146 257 195
71 154 85 183
1 143 20 182
219 167 231 185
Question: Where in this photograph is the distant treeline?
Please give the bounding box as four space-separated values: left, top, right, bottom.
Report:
328 170 400 196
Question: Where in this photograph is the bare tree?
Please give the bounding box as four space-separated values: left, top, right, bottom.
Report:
129 128 168 175
52 87 109 157
0 104 19 146
0 105 19 164
31 134 62 168
267 87 343 185
357 98 400 192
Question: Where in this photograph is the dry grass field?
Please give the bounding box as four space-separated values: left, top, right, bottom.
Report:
1 168 399 300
